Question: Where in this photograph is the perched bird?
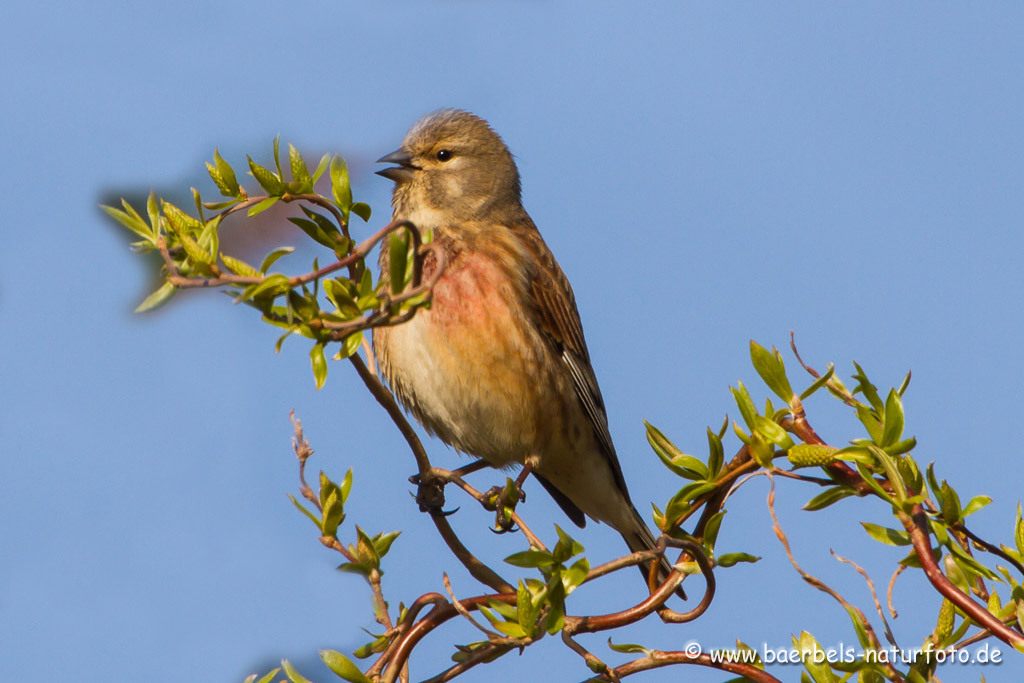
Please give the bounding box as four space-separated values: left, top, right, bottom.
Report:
374 109 681 596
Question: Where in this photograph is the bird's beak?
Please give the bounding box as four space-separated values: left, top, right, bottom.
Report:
375 148 418 183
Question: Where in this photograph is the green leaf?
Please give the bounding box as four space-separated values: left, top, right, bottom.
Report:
333 330 364 360
252 669 280 683
280 659 313 683
247 196 279 217
351 202 372 222
730 382 758 430
884 437 917 456
504 549 555 568
645 420 707 480
1016 503 1024 557
340 468 353 503
389 230 409 295
248 156 284 195
311 343 328 390
861 522 912 546
485 599 517 622
312 153 330 183
716 552 761 567
851 362 884 412
897 369 912 396
355 526 380 568
288 215 341 251
134 281 176 313
751 414 795 450
372 530 401 558
750 340 795 402
492 621 527 638
880 389 904 447
855 404 883 443
939 481 961 524
324 279 361 317
221 253 261 278
607 638 650 655
101 204 152 240
516 581 539 634
320 650 372 683
564 557 589 593
288 143 311 188
706 427 724 478
198 216 220 261
273 135 283 176
553 525 584 563
321 495 346 538
873 447 906 504
664 481 718 523
946 538 1001 580
800 364 835 400
702 510 725 550
242 273 290 302
802 486 855 511
211 147 240 196
178 231 213 266
330 155 353 213
287 493 322 531
146 190 160 234
260 246 295 273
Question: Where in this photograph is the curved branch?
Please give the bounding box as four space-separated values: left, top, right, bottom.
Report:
566 540 714 634
382 593 517 683
596 649 783 683
899 505 1024 648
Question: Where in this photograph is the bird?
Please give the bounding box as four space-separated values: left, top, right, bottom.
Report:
373 109 682 598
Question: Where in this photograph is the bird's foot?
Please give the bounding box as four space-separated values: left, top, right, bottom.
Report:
408 472 457 516
482 478 526 533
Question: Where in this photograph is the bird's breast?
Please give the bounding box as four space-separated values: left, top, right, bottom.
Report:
375 249 564 466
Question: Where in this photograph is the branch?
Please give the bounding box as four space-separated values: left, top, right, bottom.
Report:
381 593 518 683
591 649 783 683
566 540 714 634
766 475 901 680
347 353 515 594
898 505 1024 649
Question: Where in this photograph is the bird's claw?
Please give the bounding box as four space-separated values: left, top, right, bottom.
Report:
481 479 525 533
409 472 448 515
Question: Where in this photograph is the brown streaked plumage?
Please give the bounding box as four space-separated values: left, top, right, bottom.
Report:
373 109 681 597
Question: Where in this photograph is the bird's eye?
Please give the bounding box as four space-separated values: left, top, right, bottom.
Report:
436 149 453 162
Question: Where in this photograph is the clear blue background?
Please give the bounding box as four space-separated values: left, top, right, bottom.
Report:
2 2 1022 681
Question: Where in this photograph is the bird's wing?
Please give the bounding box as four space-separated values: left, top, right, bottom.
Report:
518 227 630 498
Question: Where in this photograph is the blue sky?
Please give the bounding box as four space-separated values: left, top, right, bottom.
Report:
2 2 1022 681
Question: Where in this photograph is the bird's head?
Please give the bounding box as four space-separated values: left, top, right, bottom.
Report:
377 110 522 222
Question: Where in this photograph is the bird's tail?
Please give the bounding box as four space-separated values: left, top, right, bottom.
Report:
618 504 687 600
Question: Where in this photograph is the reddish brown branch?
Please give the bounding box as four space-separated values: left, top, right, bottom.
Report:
899 506 1024 648
597 649 783 683
381 593 517 683
567 540 714 634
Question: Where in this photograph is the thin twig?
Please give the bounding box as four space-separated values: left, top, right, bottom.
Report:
443 573 498 637
831 549 899 648
419 642 511 683
887 564 905 619
766 474 900 680
562 631 618 682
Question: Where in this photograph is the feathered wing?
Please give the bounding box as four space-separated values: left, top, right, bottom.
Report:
517 224 685 599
